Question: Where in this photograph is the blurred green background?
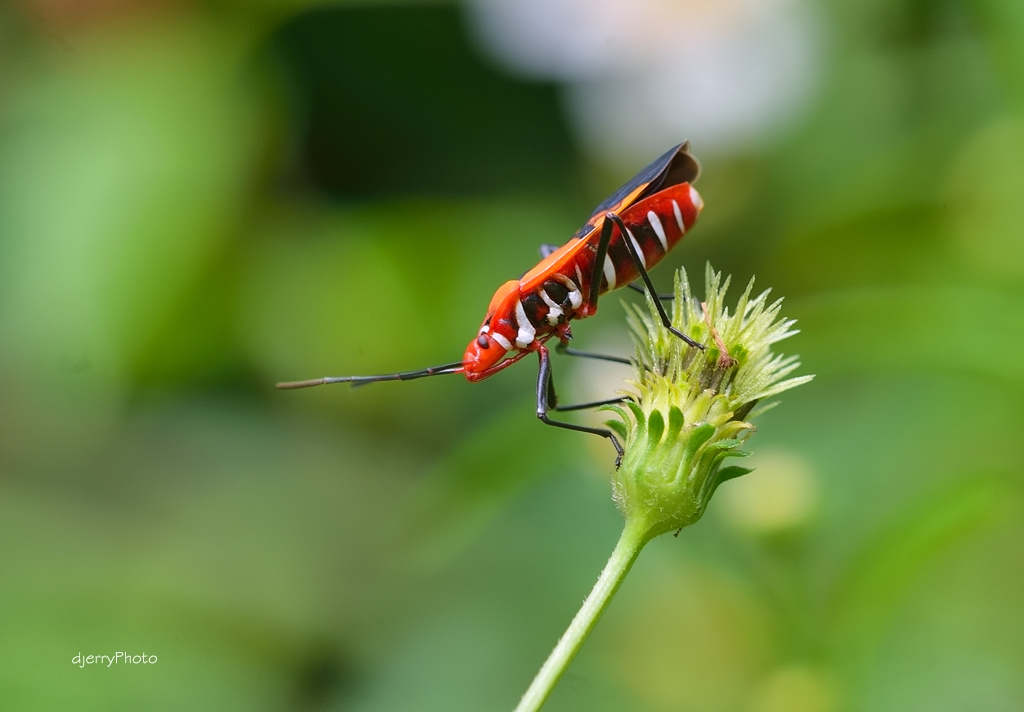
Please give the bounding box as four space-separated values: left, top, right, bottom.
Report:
1 0 1023 710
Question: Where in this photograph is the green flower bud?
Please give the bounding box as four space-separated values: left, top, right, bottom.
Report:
605 265 813 541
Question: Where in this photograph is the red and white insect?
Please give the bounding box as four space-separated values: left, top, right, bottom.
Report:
278 142 705 464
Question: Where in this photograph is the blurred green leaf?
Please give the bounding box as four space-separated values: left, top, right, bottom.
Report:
826 473 1015 706
794 286 1024 386
0 19 265 387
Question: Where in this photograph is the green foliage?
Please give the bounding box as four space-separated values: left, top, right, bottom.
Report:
1 1 1023 710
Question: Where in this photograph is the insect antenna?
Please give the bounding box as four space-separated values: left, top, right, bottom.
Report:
276 361 466 390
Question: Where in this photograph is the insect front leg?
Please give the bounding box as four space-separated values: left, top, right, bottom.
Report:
535 344 624 467
543 341 630 410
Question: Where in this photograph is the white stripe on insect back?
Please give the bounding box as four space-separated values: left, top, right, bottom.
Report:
539 289 563 325
602 254 617 290
513 298 537 349
647 210 668 251
688 185 703 213
490 330 512 351
555 272 583 309
672 200 685 232
625 227 645 268
573 266 585 304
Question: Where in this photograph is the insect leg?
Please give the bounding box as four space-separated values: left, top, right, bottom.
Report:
552 397 628 412
552 342 630 409
555 341 631 365
626 282 673 300
606 213 703 349
535 344 624 467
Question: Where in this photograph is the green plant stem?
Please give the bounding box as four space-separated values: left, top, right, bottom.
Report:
513 517 651 712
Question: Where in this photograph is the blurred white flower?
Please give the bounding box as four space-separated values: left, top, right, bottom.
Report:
466 0 822 158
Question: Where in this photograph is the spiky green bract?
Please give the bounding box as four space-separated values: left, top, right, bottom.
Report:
605 264 813 542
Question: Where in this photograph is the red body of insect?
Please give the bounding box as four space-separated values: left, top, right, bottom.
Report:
461 142 703 381
278 142 703 463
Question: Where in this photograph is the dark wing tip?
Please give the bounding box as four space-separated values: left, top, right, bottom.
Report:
671 141 701 185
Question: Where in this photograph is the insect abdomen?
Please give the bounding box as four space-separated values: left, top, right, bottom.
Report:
512 182 702 337
593 183 702 295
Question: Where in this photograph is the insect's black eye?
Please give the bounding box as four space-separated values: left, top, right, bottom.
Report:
477 335 490 349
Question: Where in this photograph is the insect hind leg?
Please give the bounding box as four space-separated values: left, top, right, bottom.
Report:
604 213 703 350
